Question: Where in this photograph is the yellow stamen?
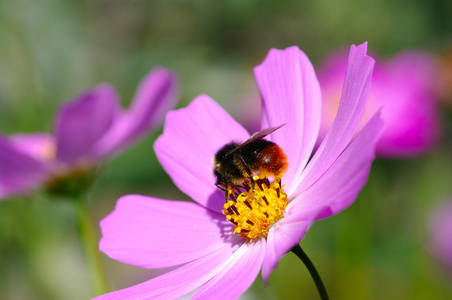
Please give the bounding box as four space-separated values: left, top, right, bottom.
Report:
222 176 288 241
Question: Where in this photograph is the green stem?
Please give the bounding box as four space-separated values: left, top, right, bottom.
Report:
73 198 109 296
291 244 329 300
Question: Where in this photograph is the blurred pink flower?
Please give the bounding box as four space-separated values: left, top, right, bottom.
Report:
317 49 441 157
429 200 452 268
0 68 179 199
95 43 383 299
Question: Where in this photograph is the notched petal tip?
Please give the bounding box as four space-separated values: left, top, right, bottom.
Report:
350 41 375 68
351 41 368 54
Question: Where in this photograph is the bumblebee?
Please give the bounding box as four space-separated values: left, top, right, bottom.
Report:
213 124 288 201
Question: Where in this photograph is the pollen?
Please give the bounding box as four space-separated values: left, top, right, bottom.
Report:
222 176 288 241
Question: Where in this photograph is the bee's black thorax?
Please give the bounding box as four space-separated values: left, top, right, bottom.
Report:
213 139 278 189
213 124 288 206
213 142 241 188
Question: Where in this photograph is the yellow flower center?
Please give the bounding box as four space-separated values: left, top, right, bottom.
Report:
222 176 288 241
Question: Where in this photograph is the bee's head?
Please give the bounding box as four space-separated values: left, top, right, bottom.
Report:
214 142 239 164
213 141 240 184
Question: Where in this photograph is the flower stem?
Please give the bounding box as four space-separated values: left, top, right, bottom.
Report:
73 198 109 296
291 244 329 300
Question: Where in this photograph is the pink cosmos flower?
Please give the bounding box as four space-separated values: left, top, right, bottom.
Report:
0 67 179 199
429 200 452 268
95 43 383 299
317 49 441 157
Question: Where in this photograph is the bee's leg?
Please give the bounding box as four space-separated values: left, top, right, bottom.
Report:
224 190 228 203
215 184 228 203
226 184 236 203
215 183 226 192
275 177 281 187
249 176 257 199
238 155 256 197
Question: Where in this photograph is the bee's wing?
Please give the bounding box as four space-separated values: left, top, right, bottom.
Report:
247 123 286 142
226 123 286 156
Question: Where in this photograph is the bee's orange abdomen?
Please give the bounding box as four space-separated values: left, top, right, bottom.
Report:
257 144 288 178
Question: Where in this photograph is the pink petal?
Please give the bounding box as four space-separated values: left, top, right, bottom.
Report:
292 111 384 219
93 244 240 300
154 94 250 213
0 134 50 199
192 240 266 300
316 48 350 142
261 206 321 283
292 42 375 195
99 194 243 269
318 49 441 158
93 68 179 159
254 46 321 190
55 85 121 165
260 110 383 283
9 133 55 162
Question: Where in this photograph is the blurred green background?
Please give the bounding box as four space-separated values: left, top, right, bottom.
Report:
1 0 452 299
